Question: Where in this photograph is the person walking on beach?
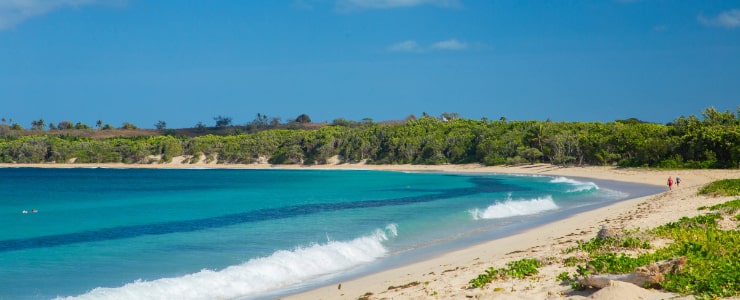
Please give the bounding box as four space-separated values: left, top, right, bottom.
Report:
675 176 681 187
667 176 674 191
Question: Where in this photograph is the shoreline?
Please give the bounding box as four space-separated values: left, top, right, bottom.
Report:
5 162 738 299
0 161 697 185
283 166 732 300
269 164 733 299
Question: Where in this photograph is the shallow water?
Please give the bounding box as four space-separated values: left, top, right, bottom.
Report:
0 168 661 299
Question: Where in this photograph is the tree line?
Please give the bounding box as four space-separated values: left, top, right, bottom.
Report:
1 113 315 134
0 107 738 169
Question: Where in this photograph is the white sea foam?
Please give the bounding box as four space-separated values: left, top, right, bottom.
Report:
470 195 558 220
58 224 398 300
549 176 599 192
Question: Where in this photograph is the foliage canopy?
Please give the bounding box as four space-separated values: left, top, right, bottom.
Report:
1 107 739 168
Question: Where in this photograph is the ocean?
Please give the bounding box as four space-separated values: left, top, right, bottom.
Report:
0 168 662 299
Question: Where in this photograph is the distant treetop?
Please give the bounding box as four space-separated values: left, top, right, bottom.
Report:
296 114 311 124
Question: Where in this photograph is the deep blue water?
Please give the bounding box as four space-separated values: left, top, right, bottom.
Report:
0 168 661 299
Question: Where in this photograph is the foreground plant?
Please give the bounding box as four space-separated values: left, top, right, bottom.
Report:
565 179 740 298
698 179 740 197
468 258 542 289
472 179 740 298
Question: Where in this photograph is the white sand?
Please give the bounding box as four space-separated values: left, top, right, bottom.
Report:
3 161 739 299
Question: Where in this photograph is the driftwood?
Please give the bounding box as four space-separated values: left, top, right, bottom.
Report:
578 257 686 288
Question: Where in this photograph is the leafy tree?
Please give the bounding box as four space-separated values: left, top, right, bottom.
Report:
702 106 737 126
153 136 183 162
295 114 311 124
548 131 578 166
332 118 369 128
120 122 138 130
332 118 351 126
615 118 649 125
519 147 543 164
155 120 167 131
269 144 304 164
214 115 232 128
75 122 91 130
57 121 73 130
252 113 269 127
31 119 45 131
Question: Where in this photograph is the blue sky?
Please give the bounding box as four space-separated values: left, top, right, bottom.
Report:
1 0 739 129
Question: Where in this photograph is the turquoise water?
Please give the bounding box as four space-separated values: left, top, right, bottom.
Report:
0 168 660 299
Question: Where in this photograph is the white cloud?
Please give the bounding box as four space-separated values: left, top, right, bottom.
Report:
698 9 740 29
431 38 467 50
388 38 470 53
337 0 461 12
0 0 120 30
388 40 422 52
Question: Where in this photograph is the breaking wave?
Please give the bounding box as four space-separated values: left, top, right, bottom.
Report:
549 177 599 192
470 195 558 220
58 224 398 300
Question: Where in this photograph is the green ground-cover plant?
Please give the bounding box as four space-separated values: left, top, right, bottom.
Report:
586 252 660 275
699 179 740 222
700 199 740 217
564 205 740 299
562 256 585 267
468 258 542 288
698 179 740 197
559 231 662 290
651 215 740 298
471 180 740 297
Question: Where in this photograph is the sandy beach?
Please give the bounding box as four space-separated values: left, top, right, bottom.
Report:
277 164 738 300
4 161 739 299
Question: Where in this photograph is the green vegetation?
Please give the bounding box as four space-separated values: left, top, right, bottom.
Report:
569 235 652 255
699 179 740 197
1 107 739 167
472 179 740 298
567 178 740 298
469 258 543 288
